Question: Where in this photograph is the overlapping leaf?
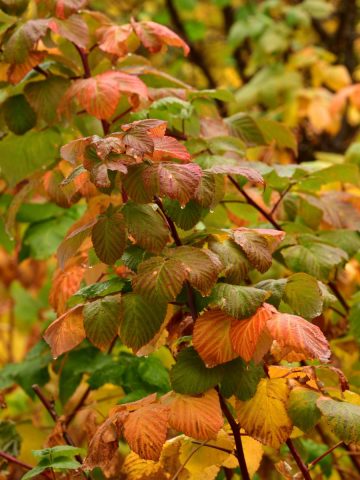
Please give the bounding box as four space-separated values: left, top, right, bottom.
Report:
91 209 126 264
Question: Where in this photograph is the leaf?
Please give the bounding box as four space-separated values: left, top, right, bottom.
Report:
50 262 85 314
229 303 277 363
208 237 250 283
257 118 297 154
24 76 70 124
119 293 166 350
194 171 225 209
232 228 284 273
124 403 169 460
152 136 191 162
131 19 190 55
170 347 224 395
69 277 125 304
91 209 126 264
7 51 46 84
143 162 203 206
0 129 61 187
225 113 266 147
62 71 148 119
165 389 223 440
43 306 85 358
168 246 222 296
132 256 186 303
122 202 169 253
220 358 264 400
83 297 121 350
55 0 88 18
48 14 89 49
0 420 21 456
2 94 36 135
163 199 204 230
193 309 238 367
236 378 292 448
3 19 49 63
317 397 360 444
207 165 264 185
287 388 321 432
96 24 133 57
255 278 287 308
213 283 268 320
57 220 95 269
283 273 323 319
266 313 331 362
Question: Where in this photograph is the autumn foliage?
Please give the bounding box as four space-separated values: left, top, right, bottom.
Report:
2 1 360 479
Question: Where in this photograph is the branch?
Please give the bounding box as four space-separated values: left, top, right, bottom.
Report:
34 65 49 78
286 439 312 480
216 388 250 480
74 44 91 78
308 441 343 470
0 450 52 479
154 196 198 321
328 282 349 313
270 183 293 215
228 175 283 230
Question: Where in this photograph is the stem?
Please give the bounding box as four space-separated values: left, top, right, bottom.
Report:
216 388 250 480
228 175 282 230
101 120 110 135
286 439 312 480
223 467 234 480
328 282 349 313
270 183 293 215
0 451 52 479
154 196 197 321
34 65 49 78
171 440 208 480
74 44 91 78
308 441 343 469
190 441 232 454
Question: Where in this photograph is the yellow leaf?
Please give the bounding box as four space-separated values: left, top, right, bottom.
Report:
223 433 263 478
121 451 167 480
236 378 292 448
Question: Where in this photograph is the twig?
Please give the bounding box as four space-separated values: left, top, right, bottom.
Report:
286 439 312 480
216 388 250 480
228 175 282 230
154 196 197 321
270 183 293 215
111 106 133 125
34 65 49 78
223 467 234 480
171 440 208 480
328 282 349 313
0 450 52 479
190 441 233 454
308 441 343 470
74 44 91 78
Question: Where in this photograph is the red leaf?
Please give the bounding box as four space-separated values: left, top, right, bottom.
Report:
131 19 189 56
266 313 331 362
55 0 88 19
122 119 168 137
230 303 277 362
152 136 191 162
7 52 46 84
96 24 133 57
207 165 264 185
48 14 89 49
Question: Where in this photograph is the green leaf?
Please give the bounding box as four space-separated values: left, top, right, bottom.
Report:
24 76 70 125
83 297 121 350
2 94 36 135
119 293 166 350
0 421 21 456
220 358 264 400
319 230 360 258
137 356 170 392
132 256 186 303
298 164 360 191
225 113 266 147
283 273 323 319
317 397 360 444
212 283 268 319
21 466 48 480
69 277 126 305
255 278 287 308
122 202 169 253
91 208 126 264
288 388 321 432
208 237 250 284
194 171 225 209
32 445 84 458
170 347 223 395
0 129 61 187
163 198 205 230
3 18 49 63
257 118 297 153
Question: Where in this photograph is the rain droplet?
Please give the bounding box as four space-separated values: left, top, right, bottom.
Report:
180 205 185 210
210 209 214 214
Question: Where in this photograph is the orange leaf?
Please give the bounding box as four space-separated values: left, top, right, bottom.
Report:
49 260 85 315
193 309 238 367
96 24 133 57
152 136 191 162
266 313 331 362
44 305 85 358
164 389 223 440
123 404 170 461
7 51 46 85
230 303 277 362
131 19 189 56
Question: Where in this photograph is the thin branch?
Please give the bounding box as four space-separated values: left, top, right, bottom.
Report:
328 282 349 313
0 450 52 479
154 196 198 321
171 440 208 480
34 65 49 78
286 439 312 480
101 119 110 135
270 183 293 215
216 388 250 480
73 44 91 78
228 175 282 230
111 106 133 125
190 441 233 454
309 441 343 470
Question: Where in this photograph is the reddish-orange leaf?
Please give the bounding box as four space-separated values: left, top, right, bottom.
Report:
152 136 191 162
62 71 147 119
44 305 85 358
266 313 331 362
193 309 238 367
131 19 190 56
55 0 88 19
49 261 85 315
123 403 170 461
164 389 223 440
7 51 46 85
96 24 133 57
48 15 89 49
122 118 168 137
230 303 277 362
